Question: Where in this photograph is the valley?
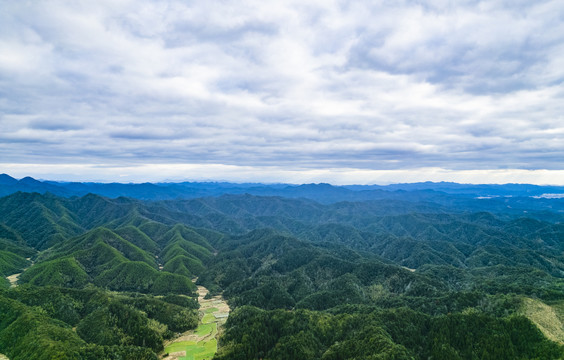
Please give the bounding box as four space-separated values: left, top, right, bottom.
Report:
3 0 563 358
1 181 564 359
163 285 230 360
6 258 32 288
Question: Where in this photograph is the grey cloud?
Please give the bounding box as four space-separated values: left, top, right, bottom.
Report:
0 0 563 177
344 1 563 94
165 20 279 48
109 127 190 140
28 119 84 131
0 137 57 144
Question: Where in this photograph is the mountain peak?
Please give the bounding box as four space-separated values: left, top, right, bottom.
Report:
19 176 42 185
0 173 18 185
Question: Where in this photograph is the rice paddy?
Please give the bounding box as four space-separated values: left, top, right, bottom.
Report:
162 286 230 360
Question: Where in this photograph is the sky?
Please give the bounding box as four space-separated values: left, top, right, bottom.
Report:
1 0 564 184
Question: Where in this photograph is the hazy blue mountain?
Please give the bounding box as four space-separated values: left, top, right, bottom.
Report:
2 174 564 211
0 174 18 185
345 181 564 197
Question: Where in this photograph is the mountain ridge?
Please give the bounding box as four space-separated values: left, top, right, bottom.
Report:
3 174 564 201
1 179 564 359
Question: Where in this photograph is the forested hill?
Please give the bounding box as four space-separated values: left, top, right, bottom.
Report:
1 185 564 359
2 173 564 214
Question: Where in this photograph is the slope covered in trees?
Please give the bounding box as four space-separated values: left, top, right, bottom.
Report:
0 183 563 359
0 287 198 360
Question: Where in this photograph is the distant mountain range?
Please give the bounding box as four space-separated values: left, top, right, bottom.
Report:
2 173 564 204
2 174 564 224
2 175 564 359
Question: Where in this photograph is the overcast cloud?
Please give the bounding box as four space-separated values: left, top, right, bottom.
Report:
1 0 564 184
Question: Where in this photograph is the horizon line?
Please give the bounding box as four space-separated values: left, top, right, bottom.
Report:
3 164 564 187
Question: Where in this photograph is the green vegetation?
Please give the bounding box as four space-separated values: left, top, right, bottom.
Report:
163 285 226 360
1 190 564 359
195 323 216 337
0 250 29 277
522 298 564 344
16 223 210 295
216 306 563 359
95 261 195 294
202 313 216 324
0 286 199 359
19 257 89 287
164 339 217 360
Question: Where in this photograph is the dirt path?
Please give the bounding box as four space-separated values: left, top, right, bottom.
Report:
0 353 9 360
162 286 230 360
7 258 33 288
6 273 20 287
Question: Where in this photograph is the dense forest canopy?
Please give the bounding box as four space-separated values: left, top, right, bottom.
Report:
1 175 564 359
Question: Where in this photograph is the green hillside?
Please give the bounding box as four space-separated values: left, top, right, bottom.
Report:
0 191 563 359
522 298 564 345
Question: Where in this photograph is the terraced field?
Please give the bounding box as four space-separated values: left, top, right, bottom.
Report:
162 286 230 360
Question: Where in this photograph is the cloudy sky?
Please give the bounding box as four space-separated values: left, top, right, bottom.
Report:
1 0 564 184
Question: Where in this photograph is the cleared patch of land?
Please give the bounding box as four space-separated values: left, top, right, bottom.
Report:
0 353 9 360
162 285 230 360
6 273 20 287
522 298 564 345
7 258 33 288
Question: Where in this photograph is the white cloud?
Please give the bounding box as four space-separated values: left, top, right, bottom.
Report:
0 0 563 183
